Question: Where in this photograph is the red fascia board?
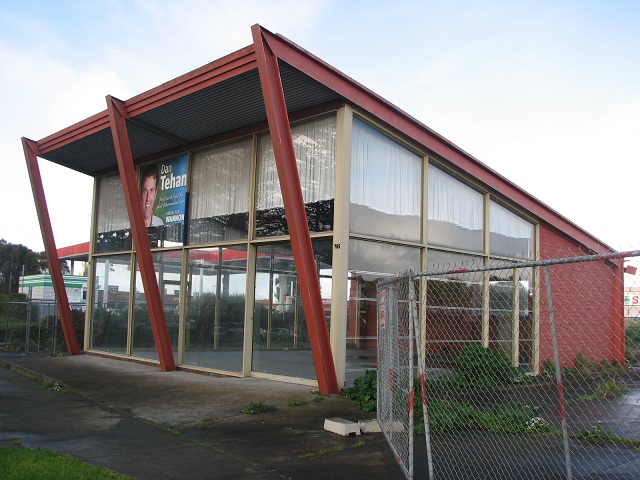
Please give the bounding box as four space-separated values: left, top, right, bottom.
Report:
57 242 90 259
125 46 257 118
36 46 257 156
38 111 110 155
263 29 612 255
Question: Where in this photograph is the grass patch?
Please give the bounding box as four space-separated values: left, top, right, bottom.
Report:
296 447 342 458
287 396 309 407
310 390 327 403
571 426 640 449
157 424 181 435
354 438 366 447
240 400 277 415
414 399 558 435
576 380 627 402
0 444 131 479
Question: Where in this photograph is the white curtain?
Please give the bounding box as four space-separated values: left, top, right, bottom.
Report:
490 201 533 240
96 175 129 233
350 117 421 215
190 138 252 220
428 165 483 230
257 116 336 210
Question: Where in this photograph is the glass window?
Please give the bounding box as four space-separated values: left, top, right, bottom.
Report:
183 245 248 373
189 140 252 244
131 251 182 361
95 175 131 253
427 164 484 252
350 118 422 242
487 260 534 370
256 116 336 237
90 255 132 354
252 240 332 379
346 239 421 385
425 249 484 363
489 201 534 259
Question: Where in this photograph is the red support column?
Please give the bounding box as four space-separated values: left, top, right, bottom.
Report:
251 25 339 394
105 95 176 371
21 138 80 355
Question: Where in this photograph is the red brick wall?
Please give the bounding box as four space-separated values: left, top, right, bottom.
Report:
538 224 622 371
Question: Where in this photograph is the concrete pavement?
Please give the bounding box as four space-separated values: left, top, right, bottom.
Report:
0 352 403 479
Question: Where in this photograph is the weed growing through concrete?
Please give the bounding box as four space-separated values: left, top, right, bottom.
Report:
287 396 308 407
571 426 640 449
296 447 342 458
310 390 327 403
241 400 277 414
354 438 366 447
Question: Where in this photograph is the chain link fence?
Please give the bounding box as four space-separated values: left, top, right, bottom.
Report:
378 249 640 479
0 298 85 356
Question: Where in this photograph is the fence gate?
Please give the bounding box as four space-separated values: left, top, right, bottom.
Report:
378 250 640 480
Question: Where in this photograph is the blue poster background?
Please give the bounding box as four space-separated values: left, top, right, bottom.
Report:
154 154 188 225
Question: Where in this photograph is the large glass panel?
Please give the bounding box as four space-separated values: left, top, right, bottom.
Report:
490 200 534 259
350 117 422 242
425 249 484 366
90 254 132 354
256 116 336 237
346 240 421 385
131 251 182 361
252 241 332 379
189 140 252 244
487 260 533 370
183 245 248 373
95 175 131 253
427 164 484 252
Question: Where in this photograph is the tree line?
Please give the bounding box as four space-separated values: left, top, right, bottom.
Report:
0 238 70 294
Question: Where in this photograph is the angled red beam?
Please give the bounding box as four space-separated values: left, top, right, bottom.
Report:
21 138 80 355
106 95 176 371
262 28 612 255
252 24 339 394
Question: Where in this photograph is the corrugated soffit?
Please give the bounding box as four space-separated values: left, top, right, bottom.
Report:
40 63 341 177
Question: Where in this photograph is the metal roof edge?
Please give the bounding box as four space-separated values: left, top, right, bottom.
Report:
260 26 613 255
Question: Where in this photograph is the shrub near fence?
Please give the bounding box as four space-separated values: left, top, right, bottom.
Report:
376 250 640 480
0 299 85 355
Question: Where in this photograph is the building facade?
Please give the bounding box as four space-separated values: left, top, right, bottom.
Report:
23 25 621 393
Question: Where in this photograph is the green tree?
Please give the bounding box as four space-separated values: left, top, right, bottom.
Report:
0 239 41 293
0 239 69 293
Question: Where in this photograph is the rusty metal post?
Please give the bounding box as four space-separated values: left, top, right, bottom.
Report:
21 138 80 355
251 25 339 394
105 95 176 371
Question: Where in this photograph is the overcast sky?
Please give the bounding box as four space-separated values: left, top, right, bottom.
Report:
1 0 638 258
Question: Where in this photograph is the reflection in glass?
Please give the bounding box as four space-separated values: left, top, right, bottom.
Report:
425 250 484 366
427 164 484 252
487 261 533 370
183 245 248 372
252 241 332 379
346 240 420 385
95 175 131 253
189 139 252 244
256 116 336 237
350 117 422 242
490 201 534 259
131 251 182 361
90 255 132 354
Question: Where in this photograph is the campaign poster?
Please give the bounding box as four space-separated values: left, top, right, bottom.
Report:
140 154 188 227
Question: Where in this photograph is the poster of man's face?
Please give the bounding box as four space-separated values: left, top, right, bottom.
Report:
139 156 188 229
140 164 162 227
